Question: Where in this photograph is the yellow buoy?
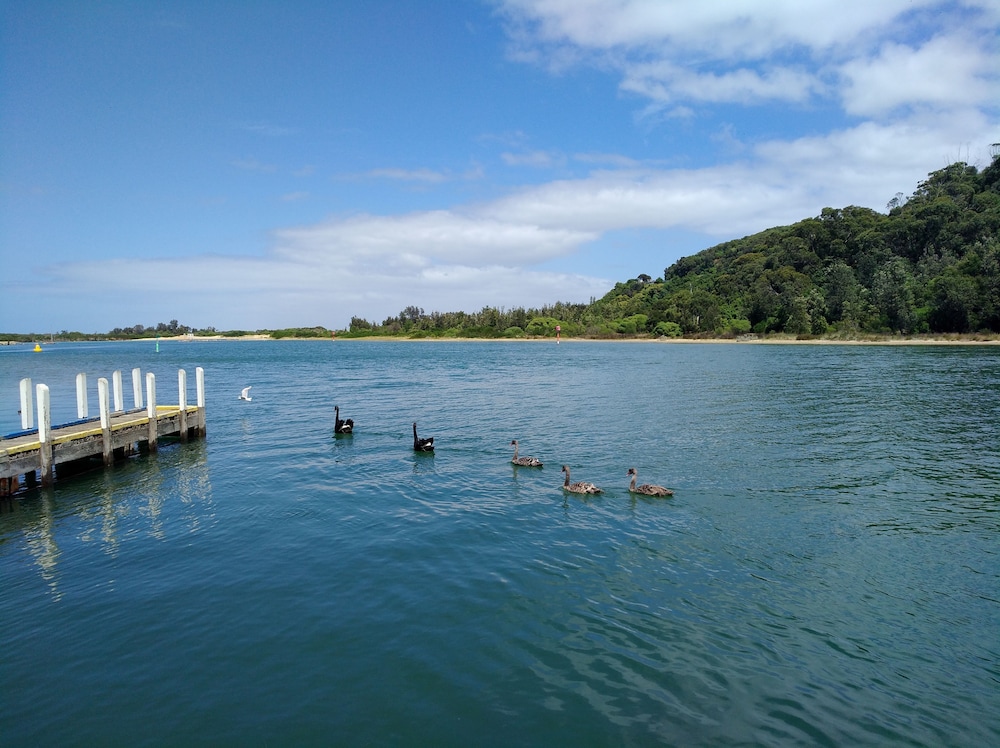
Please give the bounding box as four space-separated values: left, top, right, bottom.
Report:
34 344 42 352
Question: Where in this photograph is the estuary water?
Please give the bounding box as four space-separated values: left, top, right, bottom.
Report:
1 339 998 747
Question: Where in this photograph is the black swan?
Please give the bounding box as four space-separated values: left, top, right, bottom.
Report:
627 467 673 497
510 440 542 467
334 405 354 434
561 465 602 494
413 422 434 452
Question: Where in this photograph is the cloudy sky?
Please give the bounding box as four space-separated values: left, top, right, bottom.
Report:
2 0 998 333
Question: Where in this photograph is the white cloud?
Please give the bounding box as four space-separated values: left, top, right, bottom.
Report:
501 0 940 56
366 167 451 183
573 152 643 167
499 0 1000 114
622 60 821 105
839 34 1000 116
482 165 805 238
273 210 597 267
754 110 997 181
357 165 485 183
26 250 610 331
501 149 565 168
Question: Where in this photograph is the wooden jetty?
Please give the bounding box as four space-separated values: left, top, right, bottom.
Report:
0 367 205 496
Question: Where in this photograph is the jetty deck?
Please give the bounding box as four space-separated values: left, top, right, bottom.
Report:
1 367 205 495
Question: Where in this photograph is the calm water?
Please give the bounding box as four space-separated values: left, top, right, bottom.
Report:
1 340 998 747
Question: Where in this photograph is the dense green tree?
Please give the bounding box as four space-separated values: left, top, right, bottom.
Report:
822 261 858 322
928 269 980 332
871 258 918 332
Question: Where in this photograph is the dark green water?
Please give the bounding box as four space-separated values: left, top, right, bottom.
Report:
2 340 998 746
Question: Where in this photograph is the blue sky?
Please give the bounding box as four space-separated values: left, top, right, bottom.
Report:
2 0 998 333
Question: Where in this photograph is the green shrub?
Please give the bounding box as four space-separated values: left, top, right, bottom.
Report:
723 318 752 335
653 321 683 337
525 317 561 336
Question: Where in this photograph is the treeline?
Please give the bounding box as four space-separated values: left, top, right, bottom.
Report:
1 323 334 342
341 302 596 339
341 300 679 340
345 154 1000 339
107 320 192 338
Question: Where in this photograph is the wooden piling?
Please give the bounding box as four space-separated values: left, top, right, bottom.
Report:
178 369 188 442
37 384 53 487
99 377 112 466
196 367 206 436
146 372 157 452
19 378 33 430
132 367 143 409
76 373 88 419
113 370 124 413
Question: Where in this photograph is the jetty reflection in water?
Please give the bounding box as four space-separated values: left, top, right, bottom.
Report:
0 440 213 600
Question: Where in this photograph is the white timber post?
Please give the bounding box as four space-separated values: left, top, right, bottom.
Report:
196 366 206 436
37 383 53 487
112 370 124 412
19 378 34 429
178 368 188 441
99 377 112 466
146 372 157 452
132 368 143 409
76 373 89 419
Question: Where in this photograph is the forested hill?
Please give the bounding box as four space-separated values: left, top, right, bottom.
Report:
340 155 1000 339
592 155 1000 337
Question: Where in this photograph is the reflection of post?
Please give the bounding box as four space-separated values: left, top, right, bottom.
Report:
556 324 561 344
19 378 33 429
196 367 206 436
99 377 112 466
146 372 158 452
132 368 143 409
76 373 89 418
27 492 62 601
37 383 53 487
178 369 188 442
100 471 120 555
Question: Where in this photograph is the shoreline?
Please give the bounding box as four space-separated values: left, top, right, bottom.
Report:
6 334 1000 347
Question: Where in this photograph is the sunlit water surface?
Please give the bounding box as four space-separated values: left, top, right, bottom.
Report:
2 340 998 746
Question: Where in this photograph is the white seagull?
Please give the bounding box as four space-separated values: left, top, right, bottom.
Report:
239 386 252 401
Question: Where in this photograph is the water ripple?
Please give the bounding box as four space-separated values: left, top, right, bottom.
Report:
2 341 1000 745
